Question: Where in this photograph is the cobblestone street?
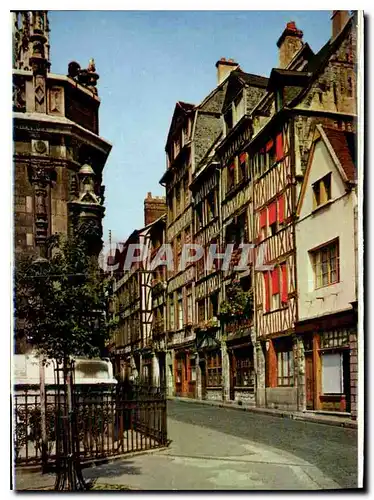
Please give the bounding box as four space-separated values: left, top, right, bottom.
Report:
16 399 358 490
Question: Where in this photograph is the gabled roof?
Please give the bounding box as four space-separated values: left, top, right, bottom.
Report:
297 124 356 216
232 69 269 88
165 100 195 148
320 126 356 182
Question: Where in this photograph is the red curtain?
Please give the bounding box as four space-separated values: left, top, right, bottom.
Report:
264 272 270 312
268 201 277 226
278 195 285 223
281 264 288 303
275 133 283 160
266 139 274 152
239 152 247 164
260 209 267 228
271 267 279 295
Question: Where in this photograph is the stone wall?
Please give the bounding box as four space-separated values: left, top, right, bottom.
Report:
205 388 223 401
234 388 255 406
265 387 298 411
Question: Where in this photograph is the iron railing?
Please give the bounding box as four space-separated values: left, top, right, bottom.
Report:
13 382 167 467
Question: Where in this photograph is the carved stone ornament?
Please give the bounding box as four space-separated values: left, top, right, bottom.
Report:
34 140 47 154
77 218 101 240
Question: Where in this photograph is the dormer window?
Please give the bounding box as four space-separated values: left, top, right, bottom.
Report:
234 93 245 125
224 107 233 133
312 173 331 208
276 88 284 112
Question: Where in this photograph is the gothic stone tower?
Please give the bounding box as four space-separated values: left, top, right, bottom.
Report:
13 11 112 260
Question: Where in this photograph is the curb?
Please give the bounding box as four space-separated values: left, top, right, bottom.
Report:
168 397 358 429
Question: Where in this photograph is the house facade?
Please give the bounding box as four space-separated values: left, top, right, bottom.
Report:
111 194 166 384
295 125 357 417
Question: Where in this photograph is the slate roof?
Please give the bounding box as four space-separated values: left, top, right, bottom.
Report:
322 127 356 182
232 69 269 88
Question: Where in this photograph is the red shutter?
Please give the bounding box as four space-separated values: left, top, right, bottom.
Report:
264 272 270 312
281 264 288 303
239 152 247 164
229 162 235 170
275 133 283 160
278 195 285 223
271 267 280 295
266 139 274 152
268 201 277 225
260 209 267 228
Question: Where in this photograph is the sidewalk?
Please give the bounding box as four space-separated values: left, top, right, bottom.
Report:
168 396 358 429
13 417 343 490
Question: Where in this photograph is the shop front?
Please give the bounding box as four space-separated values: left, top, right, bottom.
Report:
296 309 357 415
174 346 197 398
226 322 255 406
196 327 222 401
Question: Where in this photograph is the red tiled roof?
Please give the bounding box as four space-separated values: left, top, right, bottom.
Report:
322 126 356 182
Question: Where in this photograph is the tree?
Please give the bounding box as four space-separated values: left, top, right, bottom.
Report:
14 234 114 490
15 234 112 362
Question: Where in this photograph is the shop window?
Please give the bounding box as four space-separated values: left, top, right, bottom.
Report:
176 358 183 384
321 353 343 394
277 349 294 386
190 356 196 382
207 351 222 387
312 173 332 208
234 352 255 387
310 239 339 289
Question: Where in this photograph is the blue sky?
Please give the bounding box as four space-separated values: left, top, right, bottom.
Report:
48 10 332 243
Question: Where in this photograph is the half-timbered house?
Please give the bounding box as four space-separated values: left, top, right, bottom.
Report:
215 69 268 404
243 12 357 410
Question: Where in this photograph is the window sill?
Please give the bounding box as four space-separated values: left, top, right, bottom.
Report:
206 386 222 390
314 280 340 291
312 199 333 214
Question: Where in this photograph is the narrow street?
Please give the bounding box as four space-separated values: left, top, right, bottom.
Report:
82 400 358 490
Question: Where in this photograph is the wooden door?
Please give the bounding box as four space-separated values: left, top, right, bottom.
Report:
305 353 314 410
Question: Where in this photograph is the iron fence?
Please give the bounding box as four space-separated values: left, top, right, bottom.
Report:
13 382 167 467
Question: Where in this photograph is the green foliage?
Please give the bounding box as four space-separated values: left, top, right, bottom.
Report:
14 234 111 362
219 278 253 321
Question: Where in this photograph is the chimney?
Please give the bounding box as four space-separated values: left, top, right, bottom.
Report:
144 192 166 226
276 21 304 69
215 58 239 85
331 11 350 40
